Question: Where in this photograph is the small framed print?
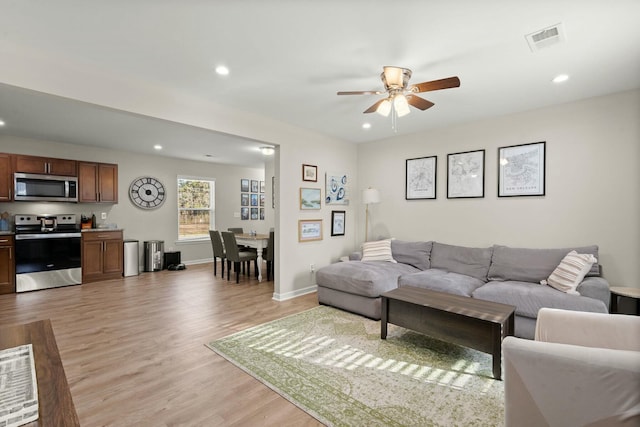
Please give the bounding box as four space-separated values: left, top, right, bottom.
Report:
241 179 250 192
447 149 485 199
250 208 259 220
302 164 318 182
240 207 249 220
498 141 546 197
241 193 249 206
406 156 437 200
250 193 259 206
259 208 265 220
300 187 321 210
260 180 265 193
298 219 322 242
331 210 345 236
251 180 259 193
260 194 265 207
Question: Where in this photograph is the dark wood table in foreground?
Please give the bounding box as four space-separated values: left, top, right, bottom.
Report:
381 286 515 380
0 319 79 426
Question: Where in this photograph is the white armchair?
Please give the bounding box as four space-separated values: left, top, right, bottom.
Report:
503 308 640 427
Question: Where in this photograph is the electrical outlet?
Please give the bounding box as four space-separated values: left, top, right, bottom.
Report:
233 212 240 218
310 263 315 273
101 212 107 220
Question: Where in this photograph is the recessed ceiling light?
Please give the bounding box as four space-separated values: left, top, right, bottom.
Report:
552 74 569 83
153 145 162 150
215 65 230 76
362 123 371 130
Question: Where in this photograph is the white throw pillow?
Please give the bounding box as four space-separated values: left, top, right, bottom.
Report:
361 239 397 263
541 251 597 295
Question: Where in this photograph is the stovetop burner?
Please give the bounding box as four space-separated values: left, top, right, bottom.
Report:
14 214 80 234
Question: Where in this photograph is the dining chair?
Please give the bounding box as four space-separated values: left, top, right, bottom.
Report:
228 227 255 273
221 231 258 283
227 227 243 234
209 230 226 278
264 230 275 281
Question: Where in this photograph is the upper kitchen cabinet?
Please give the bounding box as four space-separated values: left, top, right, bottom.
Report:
0 154 11 201
78 162 118 203
13 155 77 176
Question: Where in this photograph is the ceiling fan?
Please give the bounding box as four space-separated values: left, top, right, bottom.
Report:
337 66 460 117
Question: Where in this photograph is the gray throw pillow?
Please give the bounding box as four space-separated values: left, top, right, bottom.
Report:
391 240 433 270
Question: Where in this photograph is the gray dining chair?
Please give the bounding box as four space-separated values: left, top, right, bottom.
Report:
209 230 226 278
264 230 275 281
221 231 258 283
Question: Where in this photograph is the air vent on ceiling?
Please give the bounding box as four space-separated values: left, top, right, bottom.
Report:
526 23 565 52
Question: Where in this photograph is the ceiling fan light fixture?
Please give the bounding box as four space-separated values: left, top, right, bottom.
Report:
376 99 392 117
393 94 411 117
382 66 411 89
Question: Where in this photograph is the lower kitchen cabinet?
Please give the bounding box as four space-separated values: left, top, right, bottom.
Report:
82 230 123 283
0 235 15 294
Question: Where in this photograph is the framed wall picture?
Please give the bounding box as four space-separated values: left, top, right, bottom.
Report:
251 180 259 193
240 207 249 220
300 187 321 210
498 141 546 197
298 219 323 242
241 179 250 193
250 208 259 220
406 156 437 200
331 210 346 236
302 164 318 182
447 149 485 198
260 180 265 193
250 193 259 206
271 176 275 209
325 172 349 205
260 194 265 207
259 208 265 220
241 193 249 206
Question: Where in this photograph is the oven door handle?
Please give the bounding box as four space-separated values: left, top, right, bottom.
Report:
16 233 82 240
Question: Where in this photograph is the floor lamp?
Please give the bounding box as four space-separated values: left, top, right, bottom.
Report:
362 187 380 242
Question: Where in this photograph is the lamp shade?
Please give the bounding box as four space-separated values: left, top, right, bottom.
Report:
362 188 380 204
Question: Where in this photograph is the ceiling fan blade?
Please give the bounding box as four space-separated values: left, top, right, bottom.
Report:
363 99 386 114
337 90 384 95
407 95 435 111
409 76 460 93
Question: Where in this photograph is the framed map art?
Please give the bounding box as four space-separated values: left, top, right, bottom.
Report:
406 156 437 200
498 141 546 197
447 149 485 199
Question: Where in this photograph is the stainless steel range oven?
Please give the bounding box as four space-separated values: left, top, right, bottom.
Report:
14 214 81 292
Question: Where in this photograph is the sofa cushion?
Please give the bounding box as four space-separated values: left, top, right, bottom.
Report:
398 269 486 297
542 251 598 295
472 281 608 319
488 245 600 283
391 240 432 270
430 242 493 281
361 239 396 263
316 261 419 298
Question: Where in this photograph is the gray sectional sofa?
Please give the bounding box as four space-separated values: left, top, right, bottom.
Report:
316 241 610 339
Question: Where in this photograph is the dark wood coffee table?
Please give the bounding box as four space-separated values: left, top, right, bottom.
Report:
381 286 515 380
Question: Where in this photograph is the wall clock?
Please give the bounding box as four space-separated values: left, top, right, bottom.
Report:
129 176 166 209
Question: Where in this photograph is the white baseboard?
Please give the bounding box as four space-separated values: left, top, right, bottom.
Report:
183 258 212 265
272 285 317 301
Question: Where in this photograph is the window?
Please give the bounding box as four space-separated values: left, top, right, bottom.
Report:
178 177 215 240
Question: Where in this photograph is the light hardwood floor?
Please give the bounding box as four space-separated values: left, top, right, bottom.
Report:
0 262 324 426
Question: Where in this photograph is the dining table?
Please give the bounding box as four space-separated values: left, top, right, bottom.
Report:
235 233 270 282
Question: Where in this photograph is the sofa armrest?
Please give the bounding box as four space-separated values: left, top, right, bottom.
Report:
503 336 640 427
535 308 640 351
577 276 610 307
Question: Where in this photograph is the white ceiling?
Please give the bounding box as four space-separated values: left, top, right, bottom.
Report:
0 1 639 167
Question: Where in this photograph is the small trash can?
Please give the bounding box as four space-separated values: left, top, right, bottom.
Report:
123 239 139 277
144 240 164 272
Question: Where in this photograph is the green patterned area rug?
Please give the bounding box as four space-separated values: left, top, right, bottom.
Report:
206 306 504 426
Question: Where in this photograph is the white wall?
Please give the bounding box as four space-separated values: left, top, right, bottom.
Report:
357 90 640 287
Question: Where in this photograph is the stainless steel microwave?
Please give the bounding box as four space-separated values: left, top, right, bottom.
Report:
14 173 78 202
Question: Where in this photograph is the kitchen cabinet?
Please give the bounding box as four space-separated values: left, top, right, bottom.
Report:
78 162 118 203
0 235 15 294
82 230 123 283
0 154 11 201
13 155 77 176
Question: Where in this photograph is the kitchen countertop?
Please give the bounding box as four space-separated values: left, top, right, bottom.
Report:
0 231 14 236
81 228 123 232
